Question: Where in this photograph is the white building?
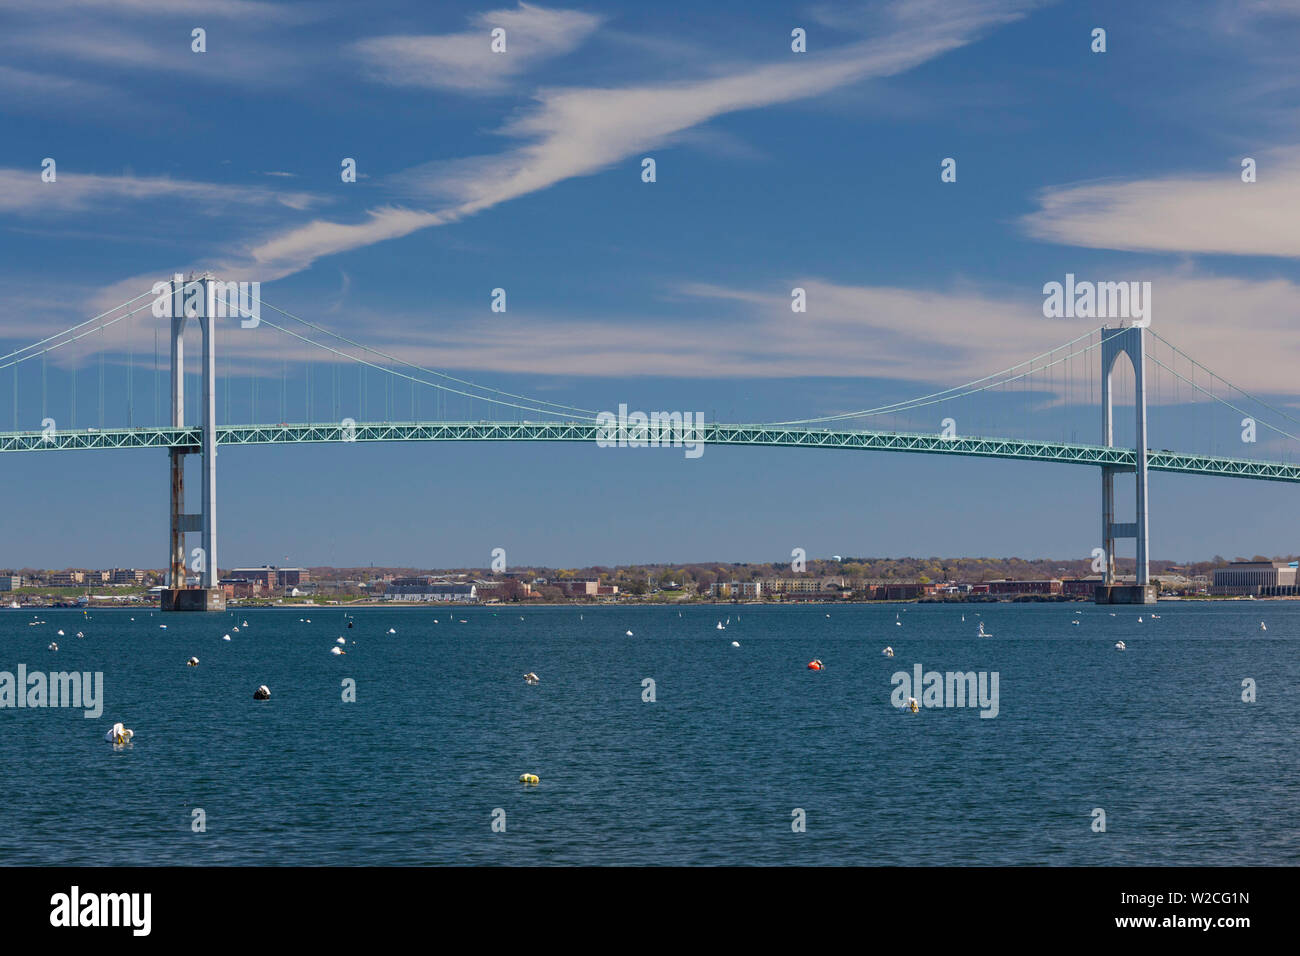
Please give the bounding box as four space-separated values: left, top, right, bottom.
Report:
385 580 478 603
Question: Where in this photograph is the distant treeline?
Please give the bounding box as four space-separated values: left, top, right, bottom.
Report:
307 554 1293 589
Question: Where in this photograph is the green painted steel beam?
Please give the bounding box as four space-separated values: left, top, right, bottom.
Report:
2 421 1299 483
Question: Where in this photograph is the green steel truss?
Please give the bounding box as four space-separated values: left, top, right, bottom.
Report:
2 421 1299 483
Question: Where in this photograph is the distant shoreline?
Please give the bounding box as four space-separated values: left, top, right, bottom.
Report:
7 594 1296 610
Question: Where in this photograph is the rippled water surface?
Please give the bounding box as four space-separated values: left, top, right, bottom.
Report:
2 601 1297 865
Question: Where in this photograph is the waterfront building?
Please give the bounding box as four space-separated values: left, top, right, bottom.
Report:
385 578 478 602
1212 561 1297 596
986 579 1063 596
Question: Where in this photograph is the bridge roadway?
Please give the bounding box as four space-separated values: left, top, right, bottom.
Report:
2 421 1299 483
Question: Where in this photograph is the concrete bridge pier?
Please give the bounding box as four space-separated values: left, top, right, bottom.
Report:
161 273 225 612
1095 324 1158 605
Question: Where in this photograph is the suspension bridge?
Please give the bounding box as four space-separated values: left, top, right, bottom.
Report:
3 274 1299 609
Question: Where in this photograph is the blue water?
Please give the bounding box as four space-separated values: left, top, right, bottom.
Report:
1 602 1297 865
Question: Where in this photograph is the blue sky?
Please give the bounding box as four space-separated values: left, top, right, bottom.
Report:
3 0 1300 570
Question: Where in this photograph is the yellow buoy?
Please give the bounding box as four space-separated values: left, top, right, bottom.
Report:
519 773 539 785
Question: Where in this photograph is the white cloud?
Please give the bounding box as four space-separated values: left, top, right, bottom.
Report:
1022 147 1300 259
197 272 1300 401
0 0 308 22
355 3 602 92
0 168 322 216
239 0 1036 278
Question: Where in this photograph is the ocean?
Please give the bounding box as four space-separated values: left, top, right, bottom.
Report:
1 601 1296 865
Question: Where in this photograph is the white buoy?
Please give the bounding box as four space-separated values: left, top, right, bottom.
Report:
731 641 740 647
626 630 633 636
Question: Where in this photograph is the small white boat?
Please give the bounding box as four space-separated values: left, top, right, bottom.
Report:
977 621 992 638
1070 620 1080 626
882 646 894 657
523 672 540 684
1260 622 1267 631
730 641 740 647
625 630 633 636
330 646 345 655
1114 641 1126 651
716 622 725 630
387 628 396 634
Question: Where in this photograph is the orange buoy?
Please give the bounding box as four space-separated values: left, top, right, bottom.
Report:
807 659 823 670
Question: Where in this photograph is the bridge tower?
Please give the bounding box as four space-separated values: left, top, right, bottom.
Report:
1096 324 1158 605
161 272 225 612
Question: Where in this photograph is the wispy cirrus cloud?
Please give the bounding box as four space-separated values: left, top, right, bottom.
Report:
355 2 602 92
1021 146 1300 259
0 0 313 22
234 0 1040 279
0 168 323 215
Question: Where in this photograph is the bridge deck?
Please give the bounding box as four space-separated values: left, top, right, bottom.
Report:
2 421 1298 483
